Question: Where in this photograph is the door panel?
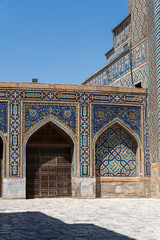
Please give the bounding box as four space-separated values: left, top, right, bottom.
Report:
48 167 57 197
26 123 72 198
57 166 71 196
0 159 2 198
26 167 39 198
40 167 48 197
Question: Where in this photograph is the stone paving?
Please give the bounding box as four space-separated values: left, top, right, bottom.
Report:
0 198 160 240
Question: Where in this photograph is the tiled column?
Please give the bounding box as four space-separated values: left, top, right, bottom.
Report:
74 93 96 198
3 91 25 198
153 0 160 197
154 0 160 155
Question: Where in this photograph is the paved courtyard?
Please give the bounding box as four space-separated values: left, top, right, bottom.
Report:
0 198 160 240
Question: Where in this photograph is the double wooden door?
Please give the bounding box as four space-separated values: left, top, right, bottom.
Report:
26 147 71 198
0 137 3 198
0 158 2 198
26 123 72 198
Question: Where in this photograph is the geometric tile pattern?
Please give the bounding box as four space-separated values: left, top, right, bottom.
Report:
114 18 130 48
79 94 91 176
109 39 148 87
110 62 149 88
23 103 77 139
130 0 148 46
8 90 21 176
95 123 137 177
92 105 141 139
0 102 8 134
82 1 151 177
146 0 157 166
107 53 131 85
0 1 155 179
154 0 160 147
110 74 132 88
110 61 149 89
106 40 130 65
85 40 148 87
133 63 149 88
82 0 160 176
9 92 21 177
132 40 148 69
0 88 145 178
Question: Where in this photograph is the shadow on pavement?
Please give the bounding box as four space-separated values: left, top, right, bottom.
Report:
0 212 136 240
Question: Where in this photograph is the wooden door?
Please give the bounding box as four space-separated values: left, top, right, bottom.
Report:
26 123 72 198
0 137 3 198
0 158 2 198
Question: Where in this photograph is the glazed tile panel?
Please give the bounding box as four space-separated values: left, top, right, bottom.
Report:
86 40 148 87
0 88 146 177
132 40 148 69
106 42 130 65
130 0 148 46
113 19 130 48
92 105 141 140
145 0 157 164
79 94 91 176
0 102 8 134
24 103 77 137
154 0 160 146
95 123 137 177
111 63 149 88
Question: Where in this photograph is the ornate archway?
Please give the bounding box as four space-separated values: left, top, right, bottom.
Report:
0 131 6 198
25 122 74 198
0 137 3 197
93 119 142 177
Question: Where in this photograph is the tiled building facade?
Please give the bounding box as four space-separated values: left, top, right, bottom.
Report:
0 0 160 198
0 84 148 198
82 0 160 198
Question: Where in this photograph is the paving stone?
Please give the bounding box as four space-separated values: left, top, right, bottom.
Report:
0 198 160 239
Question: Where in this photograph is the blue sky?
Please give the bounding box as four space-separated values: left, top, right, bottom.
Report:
0 0 128 84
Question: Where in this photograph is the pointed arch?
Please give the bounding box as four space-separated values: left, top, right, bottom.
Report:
93 118 141 147
92 118 142 177
23 117 78 178
0 130 7 198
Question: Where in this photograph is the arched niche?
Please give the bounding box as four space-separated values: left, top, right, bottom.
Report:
23 118 77 198
92 119 142 178
0 131 7 198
